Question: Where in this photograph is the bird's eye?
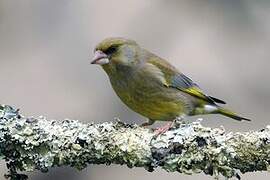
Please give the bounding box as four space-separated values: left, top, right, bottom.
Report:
104 46 117 55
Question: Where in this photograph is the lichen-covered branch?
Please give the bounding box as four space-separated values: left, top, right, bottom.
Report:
0 105 269 180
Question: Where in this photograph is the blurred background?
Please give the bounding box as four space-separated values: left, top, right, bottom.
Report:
0 0 269 179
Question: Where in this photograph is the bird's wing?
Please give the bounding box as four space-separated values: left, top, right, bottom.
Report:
147 57 226 104
170 73 226 104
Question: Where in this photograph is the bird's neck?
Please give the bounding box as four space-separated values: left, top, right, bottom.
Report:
102 63 135 87
102 62 132 75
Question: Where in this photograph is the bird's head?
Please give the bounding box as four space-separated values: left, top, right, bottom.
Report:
91 38 140 71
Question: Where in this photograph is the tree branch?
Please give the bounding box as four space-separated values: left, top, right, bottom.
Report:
0 105 269 180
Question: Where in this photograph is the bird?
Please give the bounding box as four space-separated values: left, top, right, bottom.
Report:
91 37 250 133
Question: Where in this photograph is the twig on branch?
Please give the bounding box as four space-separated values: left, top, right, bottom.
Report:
0 104 269 180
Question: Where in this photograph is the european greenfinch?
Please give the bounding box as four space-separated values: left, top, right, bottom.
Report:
91 37 250 133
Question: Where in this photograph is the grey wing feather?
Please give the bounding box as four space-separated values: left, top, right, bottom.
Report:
171 73 226 104
171 73 198 89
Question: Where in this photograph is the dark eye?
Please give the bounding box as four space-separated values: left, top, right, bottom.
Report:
104 46 117 55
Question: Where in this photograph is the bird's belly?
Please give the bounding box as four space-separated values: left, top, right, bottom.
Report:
113 85 189 121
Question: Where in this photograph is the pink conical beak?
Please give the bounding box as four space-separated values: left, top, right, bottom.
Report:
91 50 109 65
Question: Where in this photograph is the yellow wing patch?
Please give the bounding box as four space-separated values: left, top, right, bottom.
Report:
182 87 213 103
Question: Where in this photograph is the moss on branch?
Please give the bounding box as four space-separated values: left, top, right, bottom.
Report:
0 104 269 180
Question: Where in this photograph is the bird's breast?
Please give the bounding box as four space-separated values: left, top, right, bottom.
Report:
109 71 192 120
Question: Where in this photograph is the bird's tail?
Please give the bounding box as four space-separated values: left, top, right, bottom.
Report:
217 107 251 121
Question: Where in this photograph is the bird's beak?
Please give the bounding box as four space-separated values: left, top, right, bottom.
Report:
91 50 109 65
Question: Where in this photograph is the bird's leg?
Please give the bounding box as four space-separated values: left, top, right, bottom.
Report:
154 121 174 135
140 119 155 127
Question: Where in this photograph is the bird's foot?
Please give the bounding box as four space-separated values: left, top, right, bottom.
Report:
154 122 173 135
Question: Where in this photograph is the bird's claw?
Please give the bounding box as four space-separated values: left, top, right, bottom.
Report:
153 122 173 135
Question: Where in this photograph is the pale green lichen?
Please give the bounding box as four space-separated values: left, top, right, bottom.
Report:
0 104 269 180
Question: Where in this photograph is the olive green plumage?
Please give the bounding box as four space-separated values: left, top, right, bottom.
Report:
92 37 250 125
